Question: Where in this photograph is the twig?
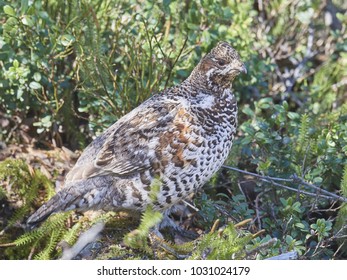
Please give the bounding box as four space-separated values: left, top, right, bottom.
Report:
0 242 16 248
222 165 347 203
28 245 36 260
262 178 336 201
164 36 188 89
333 240 345 259
223 165 292 182
182 199 199 212
293 174 344 201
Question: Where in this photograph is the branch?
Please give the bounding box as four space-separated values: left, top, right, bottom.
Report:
164 36 189 89
0 242 16 248
222 165 347 203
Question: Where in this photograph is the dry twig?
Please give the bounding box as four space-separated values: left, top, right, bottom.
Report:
222 165 347 203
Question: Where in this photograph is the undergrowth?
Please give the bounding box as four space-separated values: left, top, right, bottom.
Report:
0 0 346 259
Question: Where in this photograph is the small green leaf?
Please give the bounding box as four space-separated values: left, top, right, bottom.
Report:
257 98 272 109
274 104 285 113
13 59 19 68
26 6 36 15
285 235 293 244
186 23 199 30
17 88 24 100
295 223 305 229
313 177 323 184
4 5 16 17
280 197 287 206
37 127 45 134
33 72 41 82
60 34 75 46
283 136 291 145
258 103 270 109
282 100 289 110
21 15 34 27
255 132 265 140
242 106 254 117
292 201 302 212
21 0 29 14
287 112 300 120
242 125 255 135
38 11 49 19
241 136 252 145
29 81 42 89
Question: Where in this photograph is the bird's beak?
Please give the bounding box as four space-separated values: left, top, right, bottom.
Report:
225 63 247 75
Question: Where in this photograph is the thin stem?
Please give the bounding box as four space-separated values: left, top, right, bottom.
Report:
222 165 347 203
222 165 292 182
164 36 189 89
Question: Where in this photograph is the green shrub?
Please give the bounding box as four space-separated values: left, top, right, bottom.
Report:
0 0 346 259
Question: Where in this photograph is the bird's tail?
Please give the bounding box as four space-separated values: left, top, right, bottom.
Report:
26 187 76 227
26 182 104 228
26 195 60 227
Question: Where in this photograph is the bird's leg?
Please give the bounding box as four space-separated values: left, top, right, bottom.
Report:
157 209 198 240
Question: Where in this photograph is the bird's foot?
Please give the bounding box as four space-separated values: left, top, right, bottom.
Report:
158 213 199 240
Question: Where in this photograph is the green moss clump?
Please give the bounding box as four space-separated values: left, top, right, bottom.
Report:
0 158 54 226
188 223 253 260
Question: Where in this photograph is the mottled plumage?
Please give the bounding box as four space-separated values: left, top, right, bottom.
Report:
27 42 246 226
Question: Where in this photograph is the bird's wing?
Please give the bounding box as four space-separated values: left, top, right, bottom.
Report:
65 97 198 182
94 101 178 176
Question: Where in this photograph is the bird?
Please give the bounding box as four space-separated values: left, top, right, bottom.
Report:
27 41 246 227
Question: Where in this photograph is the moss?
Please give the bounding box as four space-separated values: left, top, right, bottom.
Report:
188 223 253 260
0 159 54 225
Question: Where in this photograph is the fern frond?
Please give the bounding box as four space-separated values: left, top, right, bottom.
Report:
138 206 163 233
149 177 161 203
91 211 117 225
60 221 83 246
14 213 70 247
297 114 310 153
34 227 65 260
294 113 314 175
123 205 163 250
14 229 45 246
43 212 71 232
8 205 33 226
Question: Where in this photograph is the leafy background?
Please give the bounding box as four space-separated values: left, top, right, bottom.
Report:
0 0 346 259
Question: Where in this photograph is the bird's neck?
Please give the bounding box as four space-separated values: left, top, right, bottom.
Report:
185 68 233 94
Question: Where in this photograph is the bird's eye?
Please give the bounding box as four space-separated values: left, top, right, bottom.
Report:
217 59 228 66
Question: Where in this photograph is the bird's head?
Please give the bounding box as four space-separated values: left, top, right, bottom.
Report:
188 42 246 92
